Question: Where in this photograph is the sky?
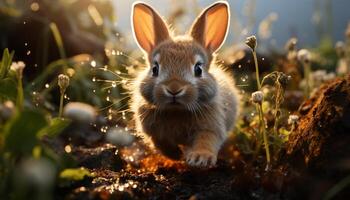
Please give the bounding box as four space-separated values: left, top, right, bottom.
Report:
112 0 350 49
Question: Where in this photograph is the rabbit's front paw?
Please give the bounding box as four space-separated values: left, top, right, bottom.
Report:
185 150 217 167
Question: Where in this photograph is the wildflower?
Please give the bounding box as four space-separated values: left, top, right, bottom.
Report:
288 115 299 125
63 102 96 123
285 38 298 61
246 35 261 89
336 59 349 75
10 61 25 110
335 41 345 58
297 49 311 64
10 61 25 78
285 37 298 52
297 49 312 98
58 74 70 118
245 35 257 52
252 91 263 104
106 127 134 147
58 74 70 94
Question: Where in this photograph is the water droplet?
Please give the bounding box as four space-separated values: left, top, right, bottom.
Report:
106 96 110 101
112 82 117 88
64 145 72 153
262 57 265 61
45 83 49 88
26 50 31 55
24 42 28 46
238 64 242 68
92 77 96 82
91 60 96 67
30 2 40 11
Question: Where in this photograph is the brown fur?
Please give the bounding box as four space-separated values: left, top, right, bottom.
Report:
130 1 240 167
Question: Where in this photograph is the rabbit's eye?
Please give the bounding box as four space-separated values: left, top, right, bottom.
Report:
152 62 159 77
194 62 203 77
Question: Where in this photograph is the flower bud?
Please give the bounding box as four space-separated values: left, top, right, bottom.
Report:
297 49 311 64
285 37 298 52
288 115 299 125
335 41 345 58
58 74 70 93
252 91 263 104
245 35 257 51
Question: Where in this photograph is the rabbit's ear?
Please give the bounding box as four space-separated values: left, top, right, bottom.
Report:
132 2 170 53
190 1 230 53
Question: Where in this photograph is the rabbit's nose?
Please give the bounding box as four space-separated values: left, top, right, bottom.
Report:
166 88 183 96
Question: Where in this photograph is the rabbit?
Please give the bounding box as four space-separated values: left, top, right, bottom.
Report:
130 1 240 167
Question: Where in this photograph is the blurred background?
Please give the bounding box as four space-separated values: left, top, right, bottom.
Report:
116 0 350 49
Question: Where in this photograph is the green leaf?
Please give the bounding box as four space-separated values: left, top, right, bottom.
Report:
59 167 94 181
0 48 15 80
0 77 17 100
37 117 71 139
4 110 48 155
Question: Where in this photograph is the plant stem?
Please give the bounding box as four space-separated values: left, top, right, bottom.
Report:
50 22 68 73
16 76 24 111
252 50 261 89
259 103 270 164
304 63 311 98
58 92 64 118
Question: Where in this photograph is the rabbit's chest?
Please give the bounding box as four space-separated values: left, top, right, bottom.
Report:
142 110 197 144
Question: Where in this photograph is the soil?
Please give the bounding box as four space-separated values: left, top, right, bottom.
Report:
52 75 350 200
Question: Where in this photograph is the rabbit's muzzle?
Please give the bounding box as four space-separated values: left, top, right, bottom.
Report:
155 79 196 107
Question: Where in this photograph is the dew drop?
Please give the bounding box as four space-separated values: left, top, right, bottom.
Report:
91 60 96 67
112 82 117 88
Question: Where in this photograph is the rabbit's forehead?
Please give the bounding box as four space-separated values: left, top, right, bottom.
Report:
152 42 207 67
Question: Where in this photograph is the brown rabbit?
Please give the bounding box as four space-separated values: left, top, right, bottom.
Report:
130 1 240 167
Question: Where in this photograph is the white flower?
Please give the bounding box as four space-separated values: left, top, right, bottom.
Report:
288 115 299 125
251 91 263 103
106 127 134 147
297 49 311 64
336 59 349 75
58 74 70 93
245 35 257 51
10 61 26 77
63 102 96 123
335 41 345 57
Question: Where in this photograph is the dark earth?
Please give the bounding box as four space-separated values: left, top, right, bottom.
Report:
47 75 350 200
